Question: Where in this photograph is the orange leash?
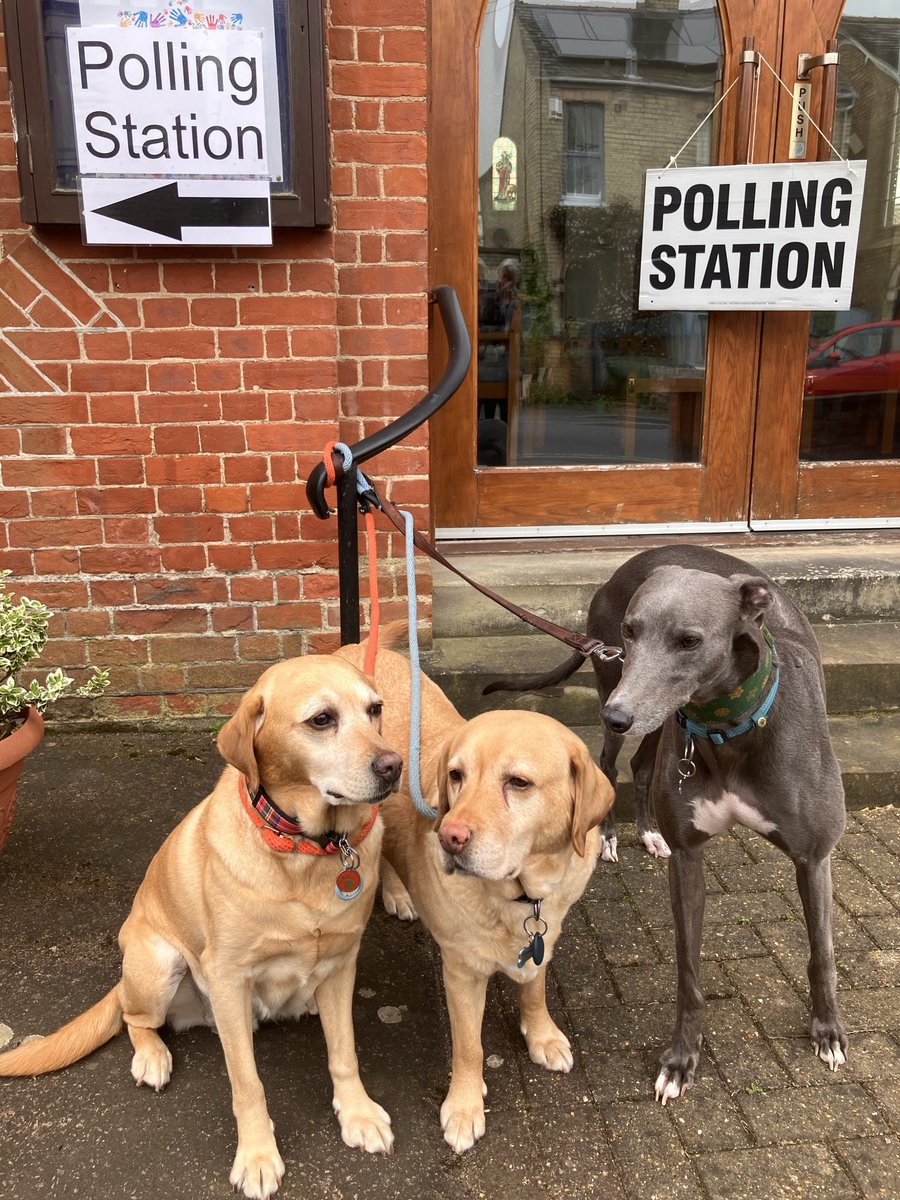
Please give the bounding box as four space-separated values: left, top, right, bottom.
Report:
321 442 380 675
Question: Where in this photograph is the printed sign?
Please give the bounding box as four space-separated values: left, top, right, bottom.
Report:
66 26 268 177
77 1 284 182
80 177 271 245
789 82 812 160
638 161 867 311
66 22 272 244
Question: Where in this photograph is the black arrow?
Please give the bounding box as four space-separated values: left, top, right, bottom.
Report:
92 182 269 241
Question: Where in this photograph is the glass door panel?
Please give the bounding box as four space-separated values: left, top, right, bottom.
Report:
801 5 900 464
476 0 721 470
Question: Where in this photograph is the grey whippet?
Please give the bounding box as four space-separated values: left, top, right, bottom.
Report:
487 545 847 1098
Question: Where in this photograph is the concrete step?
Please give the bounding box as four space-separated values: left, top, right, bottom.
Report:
559 713 900 817
426 622 900 722
431 543 900 637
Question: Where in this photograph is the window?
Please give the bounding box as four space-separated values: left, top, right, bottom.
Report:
563 102 604 204
4 0 329 226
835 327 884 361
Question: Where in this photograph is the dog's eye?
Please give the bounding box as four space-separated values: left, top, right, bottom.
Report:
368 702 383 719
680 635 701 650
307 711 335 729
448 768 463 785
621 623 634 640
508 776 531 790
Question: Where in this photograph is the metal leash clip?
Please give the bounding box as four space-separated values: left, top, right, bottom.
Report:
591 644 626 663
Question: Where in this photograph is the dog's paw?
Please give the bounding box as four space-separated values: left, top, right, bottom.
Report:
334 1097 394 1155
382 883 418 922
524 1024 574 1073
130 1042 172 1092
229 1140 285 1200
640 829 671 859
600 835 619 863
811 1019 848 1071
654 1047 700 1105
440 1093 486 1154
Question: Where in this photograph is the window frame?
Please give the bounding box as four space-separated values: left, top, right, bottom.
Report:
4 0 330 228
562 100 604 207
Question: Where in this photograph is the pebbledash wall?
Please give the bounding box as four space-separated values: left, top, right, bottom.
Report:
0 1 435 724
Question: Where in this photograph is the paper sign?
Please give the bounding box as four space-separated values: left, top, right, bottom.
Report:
638 161 867 311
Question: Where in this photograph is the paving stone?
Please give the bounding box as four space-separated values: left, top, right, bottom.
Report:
609 961 677 1005
836 837 900 894
668 1074 753 1152
552 932 621 1010
696 1144 860 1200
597 923 666 968
852 806 900 854
605 1101 705 1199
721 959 809 1038
869 1078 900 1128
581 1048 657 1102
833 913 882 955
737 1082 889 1144
771 1032 900 1084
836 1135 900 1200
730 827 786 863
710 861 797 898
525 1098 624 1199
568 1003 676 1053
704 1031 793 1091
860 915 900 951
704 891 796 925
833 859 897 917
703 832 756 868
838 950 900 989
836 988 900 1034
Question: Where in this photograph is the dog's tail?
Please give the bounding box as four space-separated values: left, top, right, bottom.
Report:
483 648 585 696
0 987 122 1076
377 618 410 652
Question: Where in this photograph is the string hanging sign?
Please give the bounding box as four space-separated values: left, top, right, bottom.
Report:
638 161 866 311
637 51 866 312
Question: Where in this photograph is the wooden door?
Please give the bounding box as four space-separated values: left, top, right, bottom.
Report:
751 0 900 524
428 0 899 533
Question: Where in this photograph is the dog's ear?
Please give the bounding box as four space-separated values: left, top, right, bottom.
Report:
733 574 771 621
570 743 615 857
217 691 266 793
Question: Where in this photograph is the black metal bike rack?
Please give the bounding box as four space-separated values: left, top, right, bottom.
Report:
305 285 471 644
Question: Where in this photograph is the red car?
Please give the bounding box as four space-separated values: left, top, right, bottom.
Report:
806 320 900 400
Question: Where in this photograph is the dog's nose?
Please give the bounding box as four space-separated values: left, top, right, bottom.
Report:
601 704 634 734
438 821 472 855
371 751 403 785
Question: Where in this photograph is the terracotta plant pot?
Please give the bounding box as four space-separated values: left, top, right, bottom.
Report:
0 707 45 853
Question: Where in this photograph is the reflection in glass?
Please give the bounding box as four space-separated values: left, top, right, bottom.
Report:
476 0 722 468
803 3 900 461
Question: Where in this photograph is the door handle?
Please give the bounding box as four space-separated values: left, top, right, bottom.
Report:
797 40 840 162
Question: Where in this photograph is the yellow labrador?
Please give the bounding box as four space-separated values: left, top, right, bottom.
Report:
337 640 614 1152
0 654 402 1199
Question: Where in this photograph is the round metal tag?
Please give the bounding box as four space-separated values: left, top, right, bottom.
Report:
336 867 363 901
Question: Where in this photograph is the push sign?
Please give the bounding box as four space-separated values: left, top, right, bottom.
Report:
638 161 867 311
66 25 272 245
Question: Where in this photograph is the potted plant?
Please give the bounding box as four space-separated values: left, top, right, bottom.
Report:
0 572 108 851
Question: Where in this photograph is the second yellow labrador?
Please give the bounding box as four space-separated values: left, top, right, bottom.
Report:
0 654 402 1199
337 638 614 1152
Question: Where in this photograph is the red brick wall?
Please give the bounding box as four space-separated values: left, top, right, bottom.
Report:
0 1 433 723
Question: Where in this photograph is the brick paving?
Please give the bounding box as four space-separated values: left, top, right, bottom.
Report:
0 730 898 1200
